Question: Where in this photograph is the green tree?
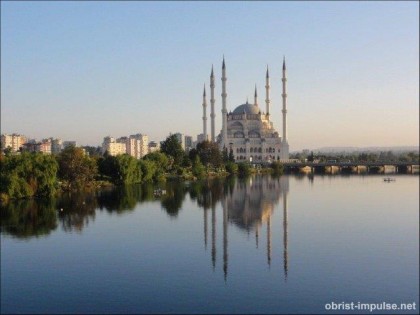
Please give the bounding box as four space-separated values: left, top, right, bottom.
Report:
143 152 170 171
0 152 58 199
225 161 238 174
195 140 223 167
192 155 206 178
57 146 98 190
307 151 314 162
222 147 229 163
139 159 157 182
160 135 186 167
237 162 252 176
228 148 235 162
270 161 284 175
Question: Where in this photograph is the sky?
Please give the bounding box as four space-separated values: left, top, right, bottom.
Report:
1 1 419 151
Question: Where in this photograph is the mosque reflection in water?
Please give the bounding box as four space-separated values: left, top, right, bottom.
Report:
198 176 289 281
1 175 289 280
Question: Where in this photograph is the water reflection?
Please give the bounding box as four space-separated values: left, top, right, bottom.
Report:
182 175 291 279
0 198 58 238
1 176 290 280
57 192 97 233
196 175 290 280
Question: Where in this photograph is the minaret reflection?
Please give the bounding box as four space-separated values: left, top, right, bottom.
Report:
267 215 272 268
211 204 216 270
255 224 259 249
283 190 289 280
223 198 228 282
200 175 289 280
204 207 208 250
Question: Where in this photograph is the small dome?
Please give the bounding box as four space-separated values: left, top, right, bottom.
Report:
232 103 260 115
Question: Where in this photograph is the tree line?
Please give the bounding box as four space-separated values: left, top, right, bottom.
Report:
291 150 419 163
1 134 283 201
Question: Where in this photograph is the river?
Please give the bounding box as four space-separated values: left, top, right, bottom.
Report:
1 174 418 314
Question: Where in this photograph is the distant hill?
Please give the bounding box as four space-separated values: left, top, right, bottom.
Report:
313 146 419 153
291 146 419 154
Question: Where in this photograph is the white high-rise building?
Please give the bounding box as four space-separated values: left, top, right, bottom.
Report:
1 133 27 152
184 135 193 152
102 136 126 156
128 134 149 158
102 134 149 158
148 141 160 154
51 138 63 154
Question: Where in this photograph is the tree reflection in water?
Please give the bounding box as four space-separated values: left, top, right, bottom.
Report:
1 172 289 280
160 180 187 218
0 198 58 238
57 192 98 233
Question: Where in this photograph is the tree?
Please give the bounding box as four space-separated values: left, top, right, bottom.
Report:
57 146 98 190
222 147 229 163
139 159 157 182
195 140 223 167
143 152 170 171
0 152 58 199
192 155 206 178
270 161 284 175
98 154 142 184
237 162 252 176
228 148 235 162
307 151 314 162
160 135 186 167
225 161 238 174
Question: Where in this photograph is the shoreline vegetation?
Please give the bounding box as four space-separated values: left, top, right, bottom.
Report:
1 134 419 204
0 135 282 203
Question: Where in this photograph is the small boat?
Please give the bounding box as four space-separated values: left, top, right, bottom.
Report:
383 177 396 182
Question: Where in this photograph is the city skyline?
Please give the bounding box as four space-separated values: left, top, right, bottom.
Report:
1 2 419 151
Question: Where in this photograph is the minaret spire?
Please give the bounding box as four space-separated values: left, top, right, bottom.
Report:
210 65 216 142
221 56 228 147
265 65 270 120
281 56 289 159
202 83 208 141
254 84 258 107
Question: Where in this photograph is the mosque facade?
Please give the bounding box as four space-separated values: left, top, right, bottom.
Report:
201 57 290 162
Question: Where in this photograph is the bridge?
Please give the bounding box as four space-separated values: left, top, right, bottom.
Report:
281 161 419 174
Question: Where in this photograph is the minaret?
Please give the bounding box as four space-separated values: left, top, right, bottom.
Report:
210 66 216 142
202 84 208 141
254 85 258 107
282 57 288 143
281 57 289 159
221 56 228 146
265 65 270 119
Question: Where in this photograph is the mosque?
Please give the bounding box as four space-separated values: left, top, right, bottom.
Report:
201 57 290 162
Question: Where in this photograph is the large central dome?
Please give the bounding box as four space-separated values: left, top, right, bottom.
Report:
232 102 261 115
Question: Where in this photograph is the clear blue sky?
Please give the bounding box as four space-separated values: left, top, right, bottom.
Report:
1 1 418 150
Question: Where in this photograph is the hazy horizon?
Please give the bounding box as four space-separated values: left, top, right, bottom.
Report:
1 2 419 151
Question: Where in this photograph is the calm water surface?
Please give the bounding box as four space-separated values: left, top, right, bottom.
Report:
1 175 419 314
